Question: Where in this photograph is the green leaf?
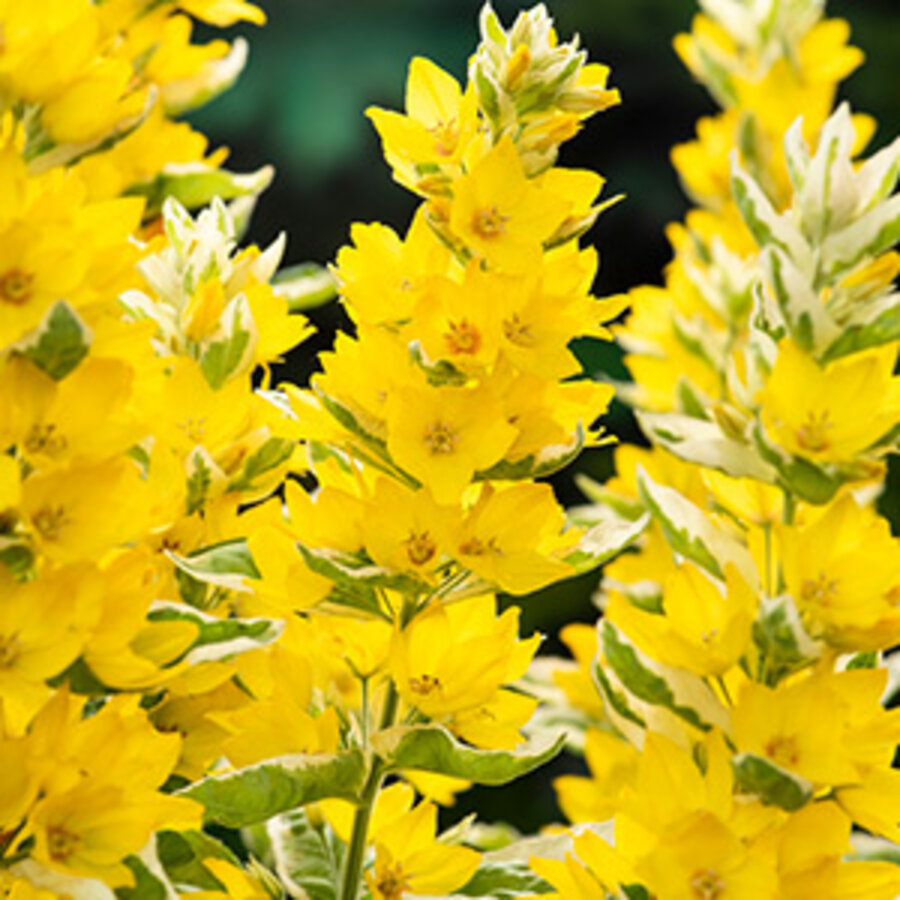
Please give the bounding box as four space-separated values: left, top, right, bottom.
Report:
458 861 553 898
19 301 90 380
180 750 366 828
0 539 35 579
751 426 842 505
186 449 215 515
637 411 776 483
752 596 820 686
266 809 344 900
732 753 812 811
127 164 275 220
476 426 584 482
199 298 254 390
298 544 428 596
273 263 338 312
148 601 282 664
116 856 170 900
821 194 900 282
592 659 645 729
157 830 239 891
167 539 261 593
601 622 721 732
376 725 564 786
226 437 296 493
637 466 758 587
822 299 900 362
563 513 649 575
163 38 249 116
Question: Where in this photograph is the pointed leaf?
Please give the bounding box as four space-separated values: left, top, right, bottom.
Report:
637 466 758 587
180 751 367 827
128 164 274 219
377 725 564 786
266 809 344 900
732 753 812 811
564 513 649 574
157 830 239 891
167 539 261 594
637 411 776 482
298 544 429 595
273 263 338 312
19 301 90 379
457 861 553 898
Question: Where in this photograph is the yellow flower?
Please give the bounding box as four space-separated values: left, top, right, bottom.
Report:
453 482 576 595
390 596 538 724
334 212 451 328
443 137 570 272
21 459 151 564
0 565 101 735
0 355 140 471
554 729 639 824
758 339 900 465
367 57 479 195
780 495 900 650
360 478 460 581
385 382 516 504
606 562 756 677
364 798 480 900
638 811 778 900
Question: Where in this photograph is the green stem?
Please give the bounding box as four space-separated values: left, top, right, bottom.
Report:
337 677 400 900
776 489 796 594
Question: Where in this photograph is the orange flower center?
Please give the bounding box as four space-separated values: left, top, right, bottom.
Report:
423 421 456 455
46 824 80 863
472 205 506 239
0 633 21 668
24 422 68 456
691 868 724 899
444 319 481 355
32 505 69 541
404 531 437 566
409 673 442 696
764 734 800 768
796 410 833 453
0 268 34 305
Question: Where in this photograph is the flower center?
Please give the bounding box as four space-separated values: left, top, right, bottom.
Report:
24 422 68 456
408 673 442 696
0 269 34 305
799 572 839 608
796 410 833 453
429 119 459 157
458 536 501 557
32 505 69 541
371 862 409 900
46 824 80 863
691 868 724 899
503 313 534 346
404 531 436 566
423 421 456 455
764 734 800 768
472 206 506 239
444 319 481 355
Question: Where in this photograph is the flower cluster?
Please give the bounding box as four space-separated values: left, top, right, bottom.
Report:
533 1 900 897
0 1 333 895
0 2 633 898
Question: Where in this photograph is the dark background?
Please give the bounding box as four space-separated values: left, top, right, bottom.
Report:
191 0 899 832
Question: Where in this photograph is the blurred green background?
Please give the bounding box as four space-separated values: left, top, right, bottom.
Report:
191 0 900 834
